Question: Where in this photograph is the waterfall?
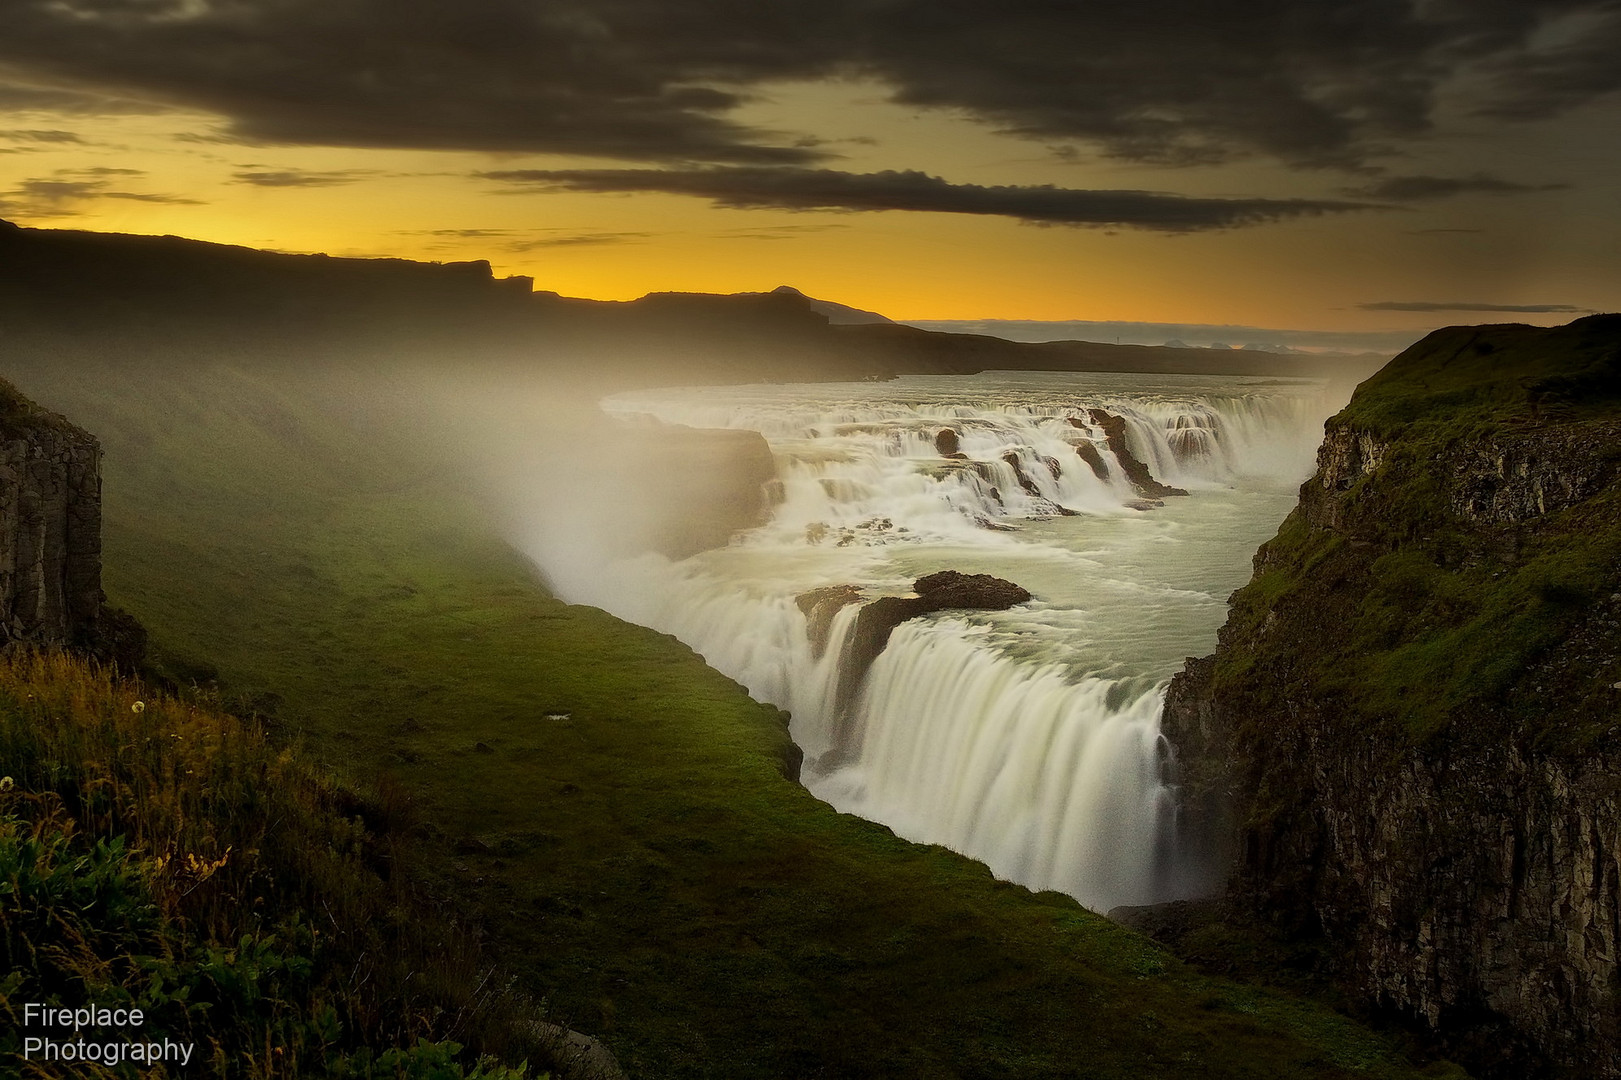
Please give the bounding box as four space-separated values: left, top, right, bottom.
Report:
536 371 1332 912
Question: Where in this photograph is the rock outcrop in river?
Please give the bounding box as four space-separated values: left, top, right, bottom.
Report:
1161 315 1621 1078
801 571 1033 757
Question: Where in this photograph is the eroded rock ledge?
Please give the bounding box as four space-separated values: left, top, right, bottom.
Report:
1078 409 1188 499
796 572 1031 761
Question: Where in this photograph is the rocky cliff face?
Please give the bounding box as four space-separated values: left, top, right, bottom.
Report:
0 378 140 665
0 378 105 646
1162 315 1621 1078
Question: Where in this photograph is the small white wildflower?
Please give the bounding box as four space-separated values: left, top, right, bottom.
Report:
132 701 146 714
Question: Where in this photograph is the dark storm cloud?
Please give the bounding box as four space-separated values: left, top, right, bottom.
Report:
1471 5 1621 121
479 167 1379 232
1345 173 1566 201
1359 301 1594 313
0 1 1618 170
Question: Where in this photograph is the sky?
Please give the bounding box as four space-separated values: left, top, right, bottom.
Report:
1 0 1617 336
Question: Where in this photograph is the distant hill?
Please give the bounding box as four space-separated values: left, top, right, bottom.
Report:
764 285 894 325
0 218 1379 387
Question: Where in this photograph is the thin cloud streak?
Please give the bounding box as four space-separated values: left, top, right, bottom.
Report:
1343 173 1566 201
0 129 84 144
479 167 1382 232
2 170 206 214
232 169 372 188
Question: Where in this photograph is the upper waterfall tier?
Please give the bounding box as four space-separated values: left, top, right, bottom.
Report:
604 371 1329 541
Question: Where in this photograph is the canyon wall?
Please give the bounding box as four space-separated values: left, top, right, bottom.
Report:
1163 315 1621 1077
0 377 105 649
0 376 141 666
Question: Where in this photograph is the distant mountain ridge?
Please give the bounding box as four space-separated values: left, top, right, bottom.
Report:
906 317 1419 357
0 217 1377 386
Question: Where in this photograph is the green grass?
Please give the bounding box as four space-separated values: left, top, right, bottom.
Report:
1339 315 1621 438
0 351 1457 1079
0 650 540 1079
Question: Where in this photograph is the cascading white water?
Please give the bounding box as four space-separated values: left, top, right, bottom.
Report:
533 371 1334 912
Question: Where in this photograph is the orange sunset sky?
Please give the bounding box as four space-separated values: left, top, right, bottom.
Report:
1 1 1616 339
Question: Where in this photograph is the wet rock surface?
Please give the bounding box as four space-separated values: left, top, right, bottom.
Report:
1084 408 1189 499
833 571 1031 717
1073 439 1111 481
795 584 866 660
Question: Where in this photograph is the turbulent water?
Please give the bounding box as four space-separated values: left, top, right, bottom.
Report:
540 370 1335 912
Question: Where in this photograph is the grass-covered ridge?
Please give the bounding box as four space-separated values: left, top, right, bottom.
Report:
1214 314 1621 747
0 349 1457 1079
1338 313 1621 436
0 650 542 1078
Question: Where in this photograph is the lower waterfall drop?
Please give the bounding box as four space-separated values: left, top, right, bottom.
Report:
535 370 1335 912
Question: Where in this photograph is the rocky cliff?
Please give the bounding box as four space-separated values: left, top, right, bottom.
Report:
1162 315 1621 1078
0 377 139 664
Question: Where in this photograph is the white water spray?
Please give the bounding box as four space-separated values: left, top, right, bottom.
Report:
534 371 1332 912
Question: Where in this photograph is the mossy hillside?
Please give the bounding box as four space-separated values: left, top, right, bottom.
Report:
1337 314 1621 437
2 354 1455 1079
1212 316 1621 750
0 651 540 1079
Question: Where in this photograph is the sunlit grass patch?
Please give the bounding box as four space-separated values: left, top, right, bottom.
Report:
0 649 542 1079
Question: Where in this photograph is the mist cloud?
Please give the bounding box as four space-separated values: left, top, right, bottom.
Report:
480 167 1378 231
1358 301 1594 313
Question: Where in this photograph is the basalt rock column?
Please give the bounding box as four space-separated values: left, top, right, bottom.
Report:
0 378 105 651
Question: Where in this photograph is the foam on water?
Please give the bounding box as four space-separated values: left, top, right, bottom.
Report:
530 371 1333 911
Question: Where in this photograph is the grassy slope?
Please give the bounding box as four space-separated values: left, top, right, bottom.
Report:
2 354 1453 1080
0 652 536 1079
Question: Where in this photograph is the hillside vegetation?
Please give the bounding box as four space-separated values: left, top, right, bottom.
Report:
0 344 1462 1080
0 649 542 1078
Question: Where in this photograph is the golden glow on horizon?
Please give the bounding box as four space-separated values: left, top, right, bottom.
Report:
0 85 1614 332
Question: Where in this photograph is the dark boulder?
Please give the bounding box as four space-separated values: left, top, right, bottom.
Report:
935 427 967 459
795 584 866 659
913 570 1031 608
